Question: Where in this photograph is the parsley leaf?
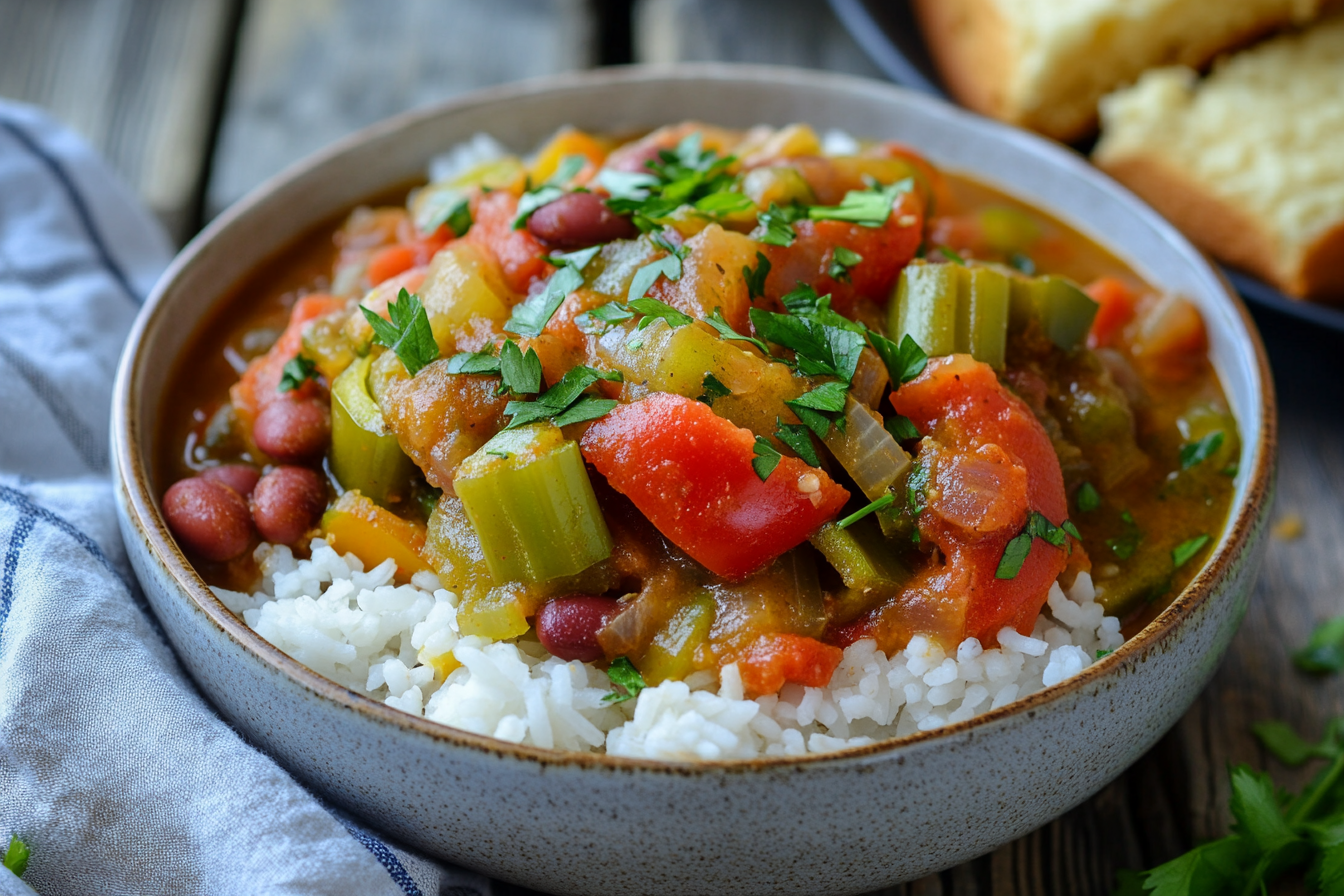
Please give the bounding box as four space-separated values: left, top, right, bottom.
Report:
752 436 782 481
1076 481 1101 512
498 339 542 396
755 203 804 247
628 253 685 303
574 301 635 335
1180 431 1225 470
695 190 755 217
511 154 587 229
278 355 319 392
603 132 739 231
1252 719 1344 766
743 251 771 300
749 307 864 382
807 178 912 227
837 493 896 529
361 289 440 376
867 331 928 384
995 531 1035 579
937 245 966 265
504 246 600 338
785 381 849 439
698 373 730 405
828 246 863 282
997 511 1075 578
1294 618 1344 673
1107 510 1143 560
886 414 920 441
603 656 647 704
1172 534 1210 569
595 169 658 200
705 309 772 357
503 364 623 429
415 187 473 237
1229 764 1300 855
1008 251 1035 275
445 345 501 375
775 419 821 467
3 834 29 878
629 296 693 330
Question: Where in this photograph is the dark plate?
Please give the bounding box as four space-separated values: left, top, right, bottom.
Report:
828 0 1344 334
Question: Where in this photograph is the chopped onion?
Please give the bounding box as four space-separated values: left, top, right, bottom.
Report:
824 398 911 500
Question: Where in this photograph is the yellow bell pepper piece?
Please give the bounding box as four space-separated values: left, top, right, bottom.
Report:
321 490 430 580
528 127 608 184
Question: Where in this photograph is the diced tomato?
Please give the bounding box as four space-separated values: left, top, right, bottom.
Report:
763 190 922 317
366 224 452 286
467 191 553 295
580 393 849 580
834 355 1071 651
1130 293 1208 381
736 633 843 697
230 293 347 428
1085 276 1140 349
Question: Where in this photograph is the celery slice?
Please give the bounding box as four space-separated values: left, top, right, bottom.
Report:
453 422 613 583
810 517 910 595
330 354 416 506
639 591 716 685
891 261 959 357
823 398 911 500
958 266 1010 370
1008 274 1098 351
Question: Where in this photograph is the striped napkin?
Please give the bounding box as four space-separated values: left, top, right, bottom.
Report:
0 100 491 896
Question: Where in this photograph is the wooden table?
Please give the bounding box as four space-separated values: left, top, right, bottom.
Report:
5 1 1339 892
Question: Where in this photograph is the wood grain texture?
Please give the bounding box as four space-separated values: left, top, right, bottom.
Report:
205 0 597 219
0 0 240 242
634 0 884 77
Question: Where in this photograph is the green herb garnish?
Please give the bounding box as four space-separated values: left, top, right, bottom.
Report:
603 656 647 704
361 289 440 376
511 154 587 229
704 309 773 358
1172 533 1211 569
751 436 783 481
996 511 1076 579
1180 431 1225 470
574 301 635 336
629 297 693 330
743 251 771 300
785 381 848 439
748 307 864 383
837 493 896 529
885 414 920 441
503 364 622 430
445 344 502 375
697 373 730 405
1106 510 1142 560
277 355 319 392
1294 618 1344 674
3 834 28 878
603 132 740 232
828 246 863 282
1076 482 1101 513
807 178 912 227
937 245 966 265
498 339 542 396
504 245 600 338
1008 251 1035 275
756 203 805 247
774 419 821 467
868 331 928 385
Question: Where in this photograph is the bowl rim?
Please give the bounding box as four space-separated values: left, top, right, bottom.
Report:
112 62 1277 773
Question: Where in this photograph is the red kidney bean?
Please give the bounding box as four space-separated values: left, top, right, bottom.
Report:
253 397 330 463
536 595 623 663
201 463 261 498
162 477 253 562
251 466 327 545
527 192 637 249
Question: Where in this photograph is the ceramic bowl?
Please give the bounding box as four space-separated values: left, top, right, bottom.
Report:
111 64 1275 896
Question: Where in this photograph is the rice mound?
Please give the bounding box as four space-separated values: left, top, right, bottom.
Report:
213 539 1124 761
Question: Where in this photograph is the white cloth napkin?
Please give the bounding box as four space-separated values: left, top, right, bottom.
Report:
0 100 493 896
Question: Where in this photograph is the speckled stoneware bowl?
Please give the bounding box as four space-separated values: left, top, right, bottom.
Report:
111 65 1275 895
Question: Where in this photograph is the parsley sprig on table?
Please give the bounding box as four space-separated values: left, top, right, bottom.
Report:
3 834 29 878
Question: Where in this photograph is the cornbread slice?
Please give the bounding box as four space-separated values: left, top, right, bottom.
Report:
1093 14 1344 300
914 0 1331 141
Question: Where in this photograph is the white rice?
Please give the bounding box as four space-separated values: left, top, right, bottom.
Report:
214 539 1124 761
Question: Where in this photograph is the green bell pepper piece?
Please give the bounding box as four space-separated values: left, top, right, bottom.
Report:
330 354 416 506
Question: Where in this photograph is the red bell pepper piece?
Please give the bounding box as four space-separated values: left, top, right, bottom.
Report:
579 393 849 579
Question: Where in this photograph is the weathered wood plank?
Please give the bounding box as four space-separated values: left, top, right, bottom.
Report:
0 0 240 243
633 0 884 77
205 0 597 219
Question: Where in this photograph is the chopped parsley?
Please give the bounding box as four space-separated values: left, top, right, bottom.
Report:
751 436 783 481
603 656 647 704
603 132 742 232
445 344 502 375
743 251 771 300
995 511 1076 579
807 178 912 227
277 355 319 392
867 331 928 385
1008 251 1035 275
785 381 848 439
629 297 693 330
704 309 772 357
1106 510 1142 560
1172 533 1211 569
511 154 587 229
836 493 896 529
694 189 755 218
755 203 805 247
503 364 622 430
1095 649 1112 660
498 339 542 396
697 373 730 405
3 834 29 878
1293 617 1344 673
360 289 440 376
574 301 634 335
1076 481 1101 513
504 245 600 338
937 245 966 265
774 418 821 467
827 246 863 282
885 414 920 441
1179 431 1225 470
748 307 864 382
628 238 689 303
